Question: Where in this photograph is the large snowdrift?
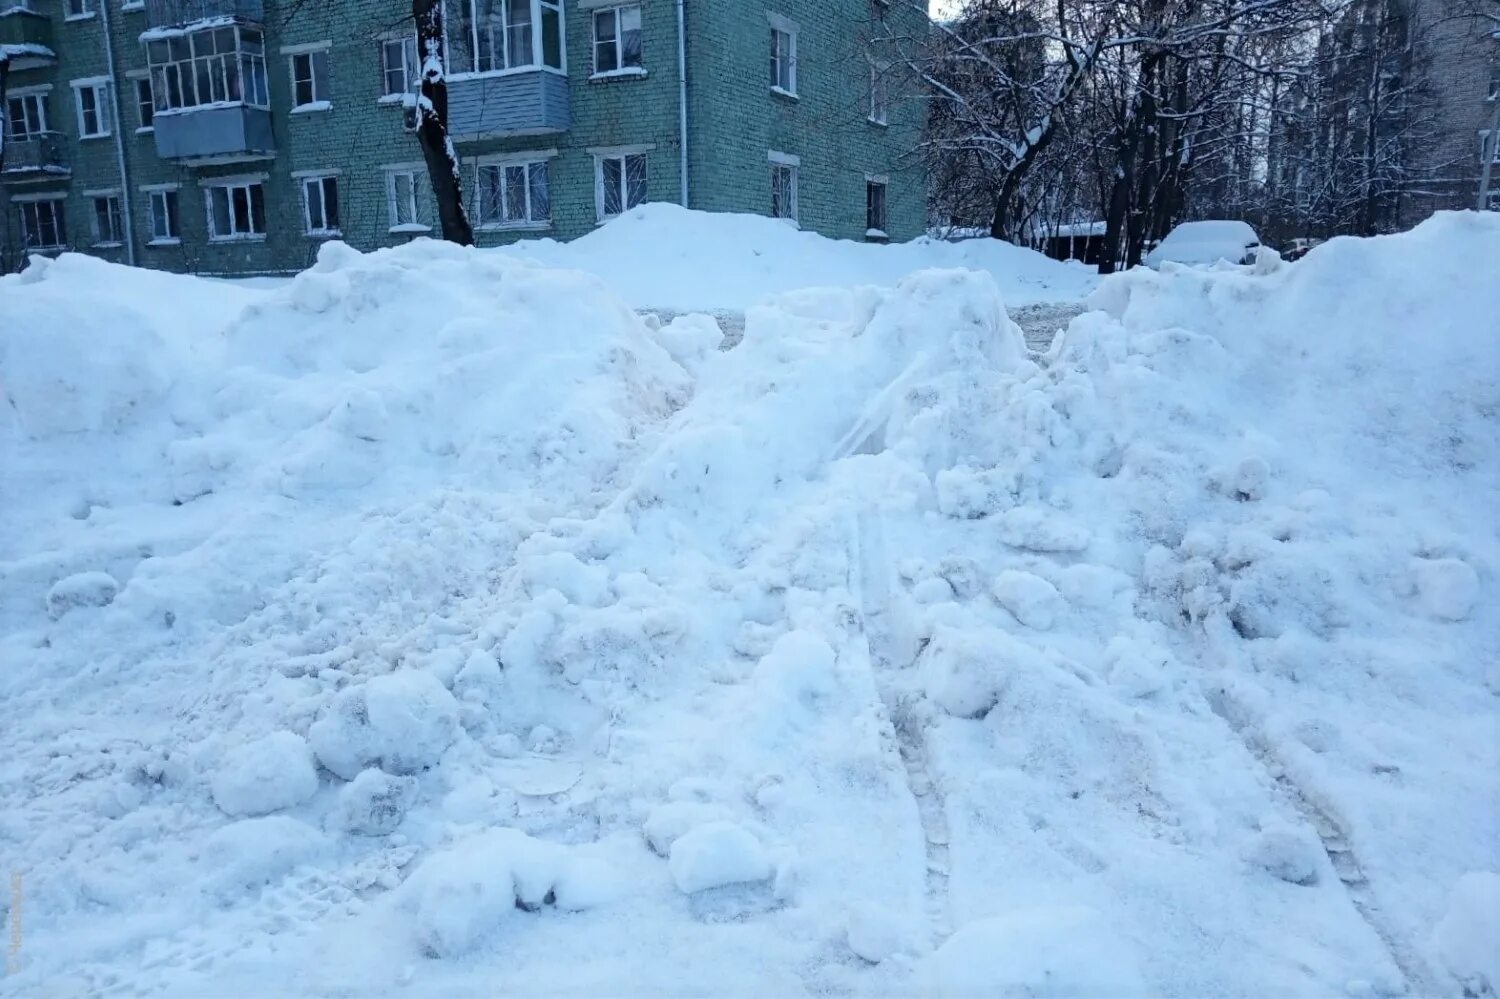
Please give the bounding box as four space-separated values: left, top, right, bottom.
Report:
495 203 1100 311
0 212 1495 998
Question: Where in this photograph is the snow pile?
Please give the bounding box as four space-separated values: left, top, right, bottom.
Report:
498 203 1099 310
1 211 1495 996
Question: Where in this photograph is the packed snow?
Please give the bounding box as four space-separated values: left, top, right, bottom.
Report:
0 209 1496 997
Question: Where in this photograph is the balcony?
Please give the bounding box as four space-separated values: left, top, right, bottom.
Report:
1 132 70 180
152 105 274 164
144 0 263 30
447 71 571 141
0 4 56 69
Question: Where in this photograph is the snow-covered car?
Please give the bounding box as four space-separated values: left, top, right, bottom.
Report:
1144 220 1261 268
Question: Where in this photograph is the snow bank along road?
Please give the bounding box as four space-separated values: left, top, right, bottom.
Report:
0 212 1496 998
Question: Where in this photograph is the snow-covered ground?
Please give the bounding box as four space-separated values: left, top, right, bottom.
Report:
1 210 1496 998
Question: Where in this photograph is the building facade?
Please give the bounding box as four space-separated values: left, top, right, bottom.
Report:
0 0 926 275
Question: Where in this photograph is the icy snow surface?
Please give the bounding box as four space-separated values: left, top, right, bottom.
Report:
1 211 1496 997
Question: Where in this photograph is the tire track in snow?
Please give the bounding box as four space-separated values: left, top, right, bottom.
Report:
1207 685 1443 997
853 509 953 949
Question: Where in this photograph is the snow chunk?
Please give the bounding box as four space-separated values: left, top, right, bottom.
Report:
333 768 419 836
668 820 773 894
927 906 1147 997
202 816 328 895
1411 557 1479 622
921 626 1048 719
44 571 120 618
309 670 459 780
1246 825 1322 885
1431 871 1500 993
845 902 912 963
211 731 319 817
991 570 1065 630
408 829 616 957
1210 455 1271 501
997 507 1090 552
643 801 729 857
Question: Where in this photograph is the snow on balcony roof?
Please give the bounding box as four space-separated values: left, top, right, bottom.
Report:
139 14 238 41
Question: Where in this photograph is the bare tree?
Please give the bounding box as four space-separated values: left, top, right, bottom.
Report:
412 0 474 245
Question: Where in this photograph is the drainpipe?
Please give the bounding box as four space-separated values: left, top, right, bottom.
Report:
676 0 688 208
99 0 136 266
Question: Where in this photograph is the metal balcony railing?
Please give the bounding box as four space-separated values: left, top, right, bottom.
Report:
144 0 265 30
1 132 69 176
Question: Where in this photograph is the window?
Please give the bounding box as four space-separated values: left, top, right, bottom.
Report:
866 179 888 236
147 26 269 113
476 158 551 228
73 81 112 138
593 5 642 75
134 78 154 129
205 179 267 240
769 15 797 95
595 150 647 220
869 63 889 124
450 0 564 74
387 169 427 229
19 199 66 250
5 93 48 139
148 188 181 243
1483 131 1500 165
65 0 92 18
770 155 798 222
289 49 330 109
91 195 123 246
381 36 418 96
301 175 340 235
1489 61 1499 101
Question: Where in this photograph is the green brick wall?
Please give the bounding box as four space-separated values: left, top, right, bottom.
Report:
2 0 927 275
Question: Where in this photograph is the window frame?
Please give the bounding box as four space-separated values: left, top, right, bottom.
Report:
866 176 889 237
452 0 566 76
287 45 332 111
133 76 154 131
380 35 419 97
768 13 798 97
65 0 94 20
869 60 890 125
89 193 124 247
592 4 643 77
72 79 112 139
592 148 648 222
18 197 67 251
474 153 553 230
385 166 429 232
769 150 799 224
5 91 49 139
203 178 268 242
146 186 182 245
299 173 341 236
146 25 270 114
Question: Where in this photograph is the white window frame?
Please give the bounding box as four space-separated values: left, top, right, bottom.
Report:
284 42 332 112
769 150 799 224
65 0 94 20
146 25 270 114
5 90 50 139
869 60 890 125
1482 130 1500 165
87 191 124 247
16 195 67 250
384 165 429 233
380 35 419 99
590 144 651 223
127 72 154 132
297 172 341 236
591 4 643 78
202 176 268 242
72 78 112 139
451 0 567 77
768 13 798 97
865 174 889 237
144 185 181 245
473 151 555 230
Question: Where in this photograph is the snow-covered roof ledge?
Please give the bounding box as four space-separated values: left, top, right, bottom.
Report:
139 14 237 41
0 42 55 59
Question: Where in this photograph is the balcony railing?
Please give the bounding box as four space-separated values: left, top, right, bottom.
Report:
1 132 70 177
144 0 264 30
0 3 55 59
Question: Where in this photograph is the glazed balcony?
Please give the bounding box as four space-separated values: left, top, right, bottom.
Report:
143 0 264 30
0 3 56 69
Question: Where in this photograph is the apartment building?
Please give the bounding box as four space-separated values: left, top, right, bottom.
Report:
0 0 927 275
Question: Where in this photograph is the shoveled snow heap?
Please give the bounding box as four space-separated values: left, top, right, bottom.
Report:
0 212 1495 997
